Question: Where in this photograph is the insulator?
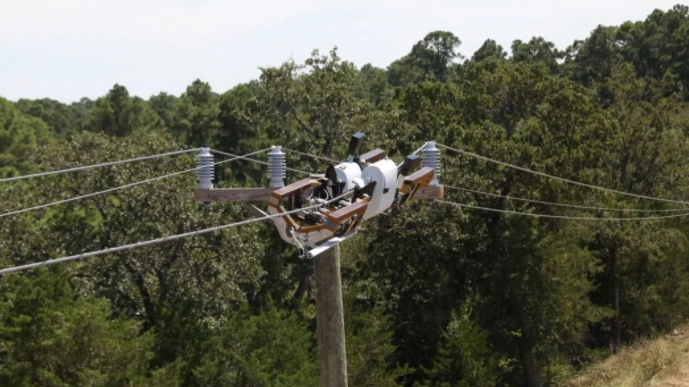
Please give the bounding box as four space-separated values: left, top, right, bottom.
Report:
421 141 440 186
197 147 214 189
268 146 286 188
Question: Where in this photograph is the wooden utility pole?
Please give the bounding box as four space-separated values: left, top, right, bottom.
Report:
193 143 442 387
315 244 348 387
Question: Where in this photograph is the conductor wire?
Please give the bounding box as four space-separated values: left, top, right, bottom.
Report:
437 143 689 206
0 148 201 183
0 148 270 218
444 185 689 212
209 149 313 175
437 200 689 221
0 192 350 275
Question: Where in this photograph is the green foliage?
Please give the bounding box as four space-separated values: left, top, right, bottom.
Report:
4 5 689 387
16 98 85 137
0 97 55 177
85 84 162 137
193 301 318 387
0 268 170 387
171 79 221 147
421 313 501 387
388 31 464 87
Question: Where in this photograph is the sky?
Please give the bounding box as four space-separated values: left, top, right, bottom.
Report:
0 0 683 103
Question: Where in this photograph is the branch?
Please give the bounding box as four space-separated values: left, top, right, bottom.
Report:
286 99 315 136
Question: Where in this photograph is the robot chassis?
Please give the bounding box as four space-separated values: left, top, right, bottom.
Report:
195 133 442 259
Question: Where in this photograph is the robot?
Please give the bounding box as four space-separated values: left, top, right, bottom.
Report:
266 133 435 258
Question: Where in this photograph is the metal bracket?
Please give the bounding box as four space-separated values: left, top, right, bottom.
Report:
306 232 358 259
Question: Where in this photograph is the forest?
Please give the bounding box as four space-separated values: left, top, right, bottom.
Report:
3 4 689 387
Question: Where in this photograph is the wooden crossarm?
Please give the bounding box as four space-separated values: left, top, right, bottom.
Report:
323 201 369 232
273 178 316 197
326 201 368 223
403 167 434 187
413 185 444 200
360 149 386 164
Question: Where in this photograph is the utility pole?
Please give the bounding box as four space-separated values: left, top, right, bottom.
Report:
193 140 442 387
315 244 348 387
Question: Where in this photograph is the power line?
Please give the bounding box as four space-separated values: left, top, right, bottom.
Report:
209 149 313 175
444 185 689 212
436 200 689 221
0 193 350 275
283 148 339 163
397 142 429 167
0 149 270 218
0 148 201 183
437 143 689 206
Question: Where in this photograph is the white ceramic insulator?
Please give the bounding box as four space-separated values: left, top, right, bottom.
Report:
334 161 362 192
268 146 286 188
422 141 441 186
197 147 214 189
361 158 398 220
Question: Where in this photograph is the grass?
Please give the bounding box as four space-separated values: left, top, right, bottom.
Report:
564 327 689 387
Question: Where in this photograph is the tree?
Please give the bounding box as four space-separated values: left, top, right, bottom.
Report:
0 267 182 387
148 92 178 131
193 302 318 387
562 26 624 87
171 80 221 147
16 98 84 137
388 31 464 86
511 37 563 74
255 47 371 159
421 312 501 387
0 97 55 178
85 84 162 137
17 131 268 384
471 39 508 63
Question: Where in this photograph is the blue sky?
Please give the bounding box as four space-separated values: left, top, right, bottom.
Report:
0 0 683 103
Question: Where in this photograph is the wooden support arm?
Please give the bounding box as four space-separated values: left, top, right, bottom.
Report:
360 149 386 164
194 185 443 203
413 185 444 200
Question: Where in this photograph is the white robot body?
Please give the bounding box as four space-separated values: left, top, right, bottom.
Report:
361 158 398 220
334 161 362 192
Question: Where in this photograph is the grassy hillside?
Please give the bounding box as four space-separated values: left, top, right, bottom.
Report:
566 325 689 387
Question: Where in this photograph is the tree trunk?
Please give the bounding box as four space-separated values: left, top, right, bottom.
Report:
611 248 621 353
515 334 540 387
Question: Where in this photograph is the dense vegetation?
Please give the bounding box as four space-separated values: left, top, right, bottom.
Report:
3 5 689 387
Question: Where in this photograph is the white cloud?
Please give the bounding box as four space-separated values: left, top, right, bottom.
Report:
0 0 682 102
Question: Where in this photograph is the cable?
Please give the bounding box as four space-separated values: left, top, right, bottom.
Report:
0 192 351 275
437 143 689 206
397 142 429 167
436 200 689 221
0 148 201 183
0 149 270 218
412 142 429 155
444 185 689 213
209 149 313 175
283 148 339 163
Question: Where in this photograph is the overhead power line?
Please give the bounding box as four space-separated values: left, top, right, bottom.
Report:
444 185 689 212
283 148 339 163
437 200 689 221
0 148 271 218
209 149 313 175
437 143 689 206
397 142 429 167
0 193 350 275
0 148 201 183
